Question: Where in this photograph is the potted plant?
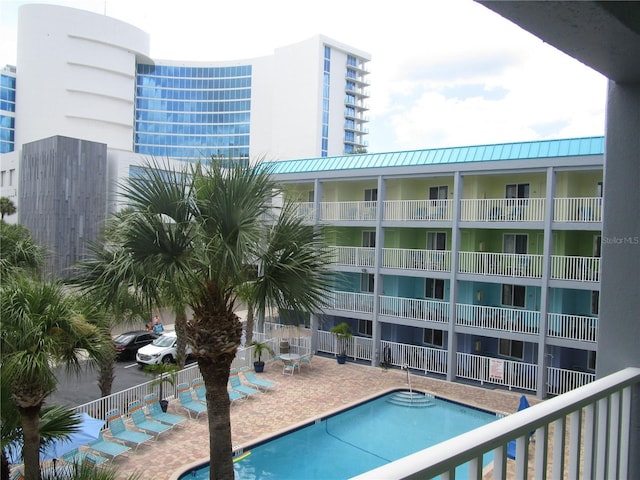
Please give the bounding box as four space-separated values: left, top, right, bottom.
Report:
250 341 273 373
330 322 352 364
144 363 179 412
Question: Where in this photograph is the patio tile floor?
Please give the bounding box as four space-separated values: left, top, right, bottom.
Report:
109 356 533 479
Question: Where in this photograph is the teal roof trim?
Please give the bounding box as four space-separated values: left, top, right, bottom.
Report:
264 136 605 175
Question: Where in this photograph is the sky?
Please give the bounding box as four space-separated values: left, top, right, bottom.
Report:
0 0 607 154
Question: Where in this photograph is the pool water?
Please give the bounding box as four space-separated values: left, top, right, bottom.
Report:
182 391 497 480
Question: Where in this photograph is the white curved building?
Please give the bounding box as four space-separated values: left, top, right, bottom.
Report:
15 4 151 151
0 4 371 277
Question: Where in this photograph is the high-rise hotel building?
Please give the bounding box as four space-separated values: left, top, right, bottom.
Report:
0 4 370 277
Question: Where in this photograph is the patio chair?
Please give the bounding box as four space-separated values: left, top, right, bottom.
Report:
299 354 313 370
62 448 108 467
229 372 260 396
128 400 172 438
242 370 276 391
86 432 131 459
105 409 153 450
282 358 300 375
144 393 187 427
177 383 208 419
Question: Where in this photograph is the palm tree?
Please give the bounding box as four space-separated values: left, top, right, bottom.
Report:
70 210 155 396
0 222 44 284
81 158 332 479
0 197 16 220
0 279 104 480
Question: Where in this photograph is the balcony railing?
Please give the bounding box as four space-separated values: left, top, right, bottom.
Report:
329 246 375 268
547 313 598 342
383 199 453 222
319 201 377 221
458 251 544 278
382 248 451 272
460 198 545 222
456 352 538 391
379 295 450 323
324 291 374 314
554 197 603 222
291 201 315 222
551 255 600 282
354 367 638 480
456 303 540 335
380 340 449 375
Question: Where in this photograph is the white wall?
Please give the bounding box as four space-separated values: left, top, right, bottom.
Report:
16 4 150 150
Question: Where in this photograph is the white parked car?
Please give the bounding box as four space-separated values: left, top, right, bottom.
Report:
136 331 192 366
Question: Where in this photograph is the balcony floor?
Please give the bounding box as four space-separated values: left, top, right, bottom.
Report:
107 356 535 480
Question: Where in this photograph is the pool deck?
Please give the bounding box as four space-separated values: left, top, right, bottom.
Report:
110 356 535 479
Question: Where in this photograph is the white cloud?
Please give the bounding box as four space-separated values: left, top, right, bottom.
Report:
0 0 607 153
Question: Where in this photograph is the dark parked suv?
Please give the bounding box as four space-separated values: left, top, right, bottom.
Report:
113 331 159 360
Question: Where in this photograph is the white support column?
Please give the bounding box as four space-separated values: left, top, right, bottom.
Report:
536 166 555 398
371 175 385 366
597 80 640 479
447 171 462 382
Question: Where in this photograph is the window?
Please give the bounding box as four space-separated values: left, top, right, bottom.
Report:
597 181 603 197
308 190 314 202
0 170 4 187
593 235 601 257
358 319 372 336
427 231 446 250
425 278 445 299
362 231 375 248
499 339 524 359
423 328 444 347
502 284 526 308
503 234 528 254
506 183 529 199
587 351 597 371
364 188 378 202
591 291 599 315
429 185 448 200
8 169 14 186
360 273 374 293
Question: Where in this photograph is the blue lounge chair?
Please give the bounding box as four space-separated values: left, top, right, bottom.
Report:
144 393 187 427
191 378 207 404
86 432 131 459
229 372 260 396
128 400 172 437
62 448 108 467
105 409 153 450
177 383 207 419
243 370 276 391
228 389 246 403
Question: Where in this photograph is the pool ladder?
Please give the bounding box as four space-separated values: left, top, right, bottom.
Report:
388 365 436 407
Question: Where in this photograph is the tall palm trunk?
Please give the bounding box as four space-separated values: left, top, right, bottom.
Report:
198 357 235 480
175 310 188 369
244 306 254 345
18 406 41 480
97 360 115 397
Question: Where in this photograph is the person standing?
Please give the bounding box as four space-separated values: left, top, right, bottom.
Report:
152 315 164 334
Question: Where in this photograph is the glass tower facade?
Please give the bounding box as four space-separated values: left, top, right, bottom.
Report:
135 64 252 165
0 68 16 154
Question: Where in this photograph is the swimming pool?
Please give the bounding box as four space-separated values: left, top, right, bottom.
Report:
180 390 497 480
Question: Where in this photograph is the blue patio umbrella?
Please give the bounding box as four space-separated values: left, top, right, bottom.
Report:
507 395 531 460
7 412 104 464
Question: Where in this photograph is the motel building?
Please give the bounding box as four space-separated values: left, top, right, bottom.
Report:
266 136 604 400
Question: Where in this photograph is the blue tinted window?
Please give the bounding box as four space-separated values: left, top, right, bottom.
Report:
135 63 252 160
